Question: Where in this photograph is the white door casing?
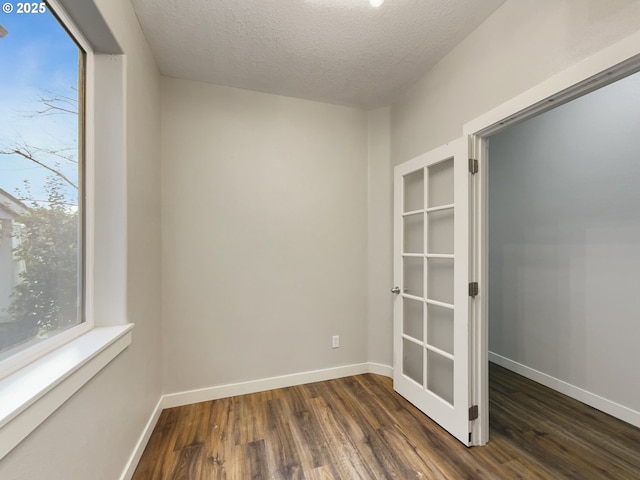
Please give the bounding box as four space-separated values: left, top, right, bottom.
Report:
462 33 640 442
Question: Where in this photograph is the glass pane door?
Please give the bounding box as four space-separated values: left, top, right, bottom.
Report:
393 137 472 446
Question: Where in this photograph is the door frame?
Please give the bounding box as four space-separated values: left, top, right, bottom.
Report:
463 30 640 445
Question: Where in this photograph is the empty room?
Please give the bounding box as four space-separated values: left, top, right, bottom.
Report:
1 1 640 479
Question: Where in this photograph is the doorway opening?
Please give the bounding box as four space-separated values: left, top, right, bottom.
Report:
486 65 640 436
468 43 640 444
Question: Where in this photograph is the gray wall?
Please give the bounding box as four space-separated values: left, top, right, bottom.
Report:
489 71 640 412
161 78 369 393
0 0 163 478
366 107 393 366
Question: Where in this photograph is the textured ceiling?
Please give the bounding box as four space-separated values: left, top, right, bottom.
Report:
131 0 506 109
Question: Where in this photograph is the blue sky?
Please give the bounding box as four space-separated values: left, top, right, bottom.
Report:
0 5 80 205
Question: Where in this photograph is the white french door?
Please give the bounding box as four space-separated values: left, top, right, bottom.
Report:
392 136 476 446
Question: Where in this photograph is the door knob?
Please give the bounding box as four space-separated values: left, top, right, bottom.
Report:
391 286 401 294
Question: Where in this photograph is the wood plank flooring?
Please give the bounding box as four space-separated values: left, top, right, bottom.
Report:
132 363 640 479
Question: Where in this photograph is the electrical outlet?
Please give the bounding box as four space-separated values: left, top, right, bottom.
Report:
332 335 340 349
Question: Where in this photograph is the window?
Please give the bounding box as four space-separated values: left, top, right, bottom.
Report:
0 1 132 460
0 1 88 377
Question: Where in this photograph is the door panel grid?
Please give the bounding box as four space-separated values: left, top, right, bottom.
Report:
400 159 455 404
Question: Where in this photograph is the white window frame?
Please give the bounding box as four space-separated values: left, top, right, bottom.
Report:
0 0 132 460
0 0 92 381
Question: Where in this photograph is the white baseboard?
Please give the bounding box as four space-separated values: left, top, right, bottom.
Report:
120 361 393 479
367 362 393 378
119 398 163 480
162 361 392 409
489 352 640 428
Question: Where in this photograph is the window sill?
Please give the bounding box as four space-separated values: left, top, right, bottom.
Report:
0 324 133 460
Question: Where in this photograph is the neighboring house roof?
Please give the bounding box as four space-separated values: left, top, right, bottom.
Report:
0 189 29 220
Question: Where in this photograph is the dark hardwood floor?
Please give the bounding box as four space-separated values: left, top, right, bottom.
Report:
132 363 640 479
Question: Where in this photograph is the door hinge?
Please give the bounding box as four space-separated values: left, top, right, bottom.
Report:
469 405 479 421
469 282 479 297
469 158 478 174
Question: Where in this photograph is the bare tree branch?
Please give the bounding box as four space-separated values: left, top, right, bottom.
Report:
31 145 78 164
34 102 77 116
1 88 80 193
22 90 79 117
0 148 77 189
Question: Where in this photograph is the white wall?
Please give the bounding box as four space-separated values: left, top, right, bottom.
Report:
161 78 368 394
391 0 640 164
0 0 163 478
489 71 640 412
